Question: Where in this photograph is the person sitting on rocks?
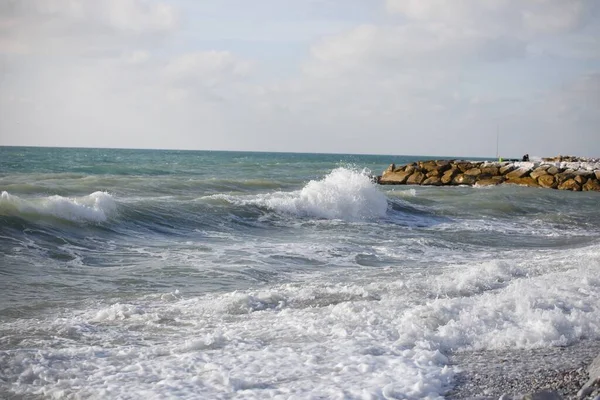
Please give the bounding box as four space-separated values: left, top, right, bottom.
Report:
522 154 530 161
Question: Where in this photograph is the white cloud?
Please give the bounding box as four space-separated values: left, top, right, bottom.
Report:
0 1 252 151
124 50 150 65
522 1 586 33
306 23 526 77
543 72 600 123
11 0 177 33
165 51 253 86
386 0 590 35
0 0 178 55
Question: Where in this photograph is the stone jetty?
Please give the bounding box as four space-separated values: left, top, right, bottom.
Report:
378 156 600 192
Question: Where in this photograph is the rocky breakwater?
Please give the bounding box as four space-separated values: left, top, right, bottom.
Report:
378 159 600 192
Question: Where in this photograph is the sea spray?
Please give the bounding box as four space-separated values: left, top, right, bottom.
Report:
214 167 388 221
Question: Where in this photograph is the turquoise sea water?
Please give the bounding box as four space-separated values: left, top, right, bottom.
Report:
1 146 599 399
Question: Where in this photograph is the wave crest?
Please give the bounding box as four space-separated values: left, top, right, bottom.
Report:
218 168 388 221
0 191 117 223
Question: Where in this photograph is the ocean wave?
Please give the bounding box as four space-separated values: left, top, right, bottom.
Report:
0 191 117 223
209 168 388 221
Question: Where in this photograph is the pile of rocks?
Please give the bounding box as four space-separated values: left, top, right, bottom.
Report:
378 159 600 192
542 155 600 163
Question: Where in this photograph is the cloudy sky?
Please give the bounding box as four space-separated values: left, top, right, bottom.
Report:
1 0 599 157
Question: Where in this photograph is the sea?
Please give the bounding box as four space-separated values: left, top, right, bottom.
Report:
1 146 599 399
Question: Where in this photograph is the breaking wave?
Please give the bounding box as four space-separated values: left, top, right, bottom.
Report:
213 168 388 221
0 191 117 223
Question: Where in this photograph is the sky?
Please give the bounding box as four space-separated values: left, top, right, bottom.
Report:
1 0 599 158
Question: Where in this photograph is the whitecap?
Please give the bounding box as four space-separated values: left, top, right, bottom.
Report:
0 191 116 223
212 168 388 221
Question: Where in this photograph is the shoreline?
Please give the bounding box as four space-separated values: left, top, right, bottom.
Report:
446 339 600 399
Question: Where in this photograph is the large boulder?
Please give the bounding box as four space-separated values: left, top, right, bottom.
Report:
422 176 443 186
407 171 426 185
384 164 395 174
530 167 550 180
556 172 575 184
380 170 412 184
574 175 587 185
481 166 500 176
419 160 438 172
500 164 515 175
558 179 581 191
426 169 441 177
404 164 417 175
441 168 458 184
456 162 473 172
436 160 453 170
506 176 539 187
464 168 482 177
477 176 504 186
577 353 600 399
537 174 557 189
453 174 477 185
583 178 600 192
546 166 559 175
505 168 531 180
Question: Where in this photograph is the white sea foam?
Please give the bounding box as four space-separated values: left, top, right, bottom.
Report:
213 168 388 221
2 244 599 399
0 191 116 222
387 188 418 197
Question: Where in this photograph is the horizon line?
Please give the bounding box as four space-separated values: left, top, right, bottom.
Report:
0 144 508 160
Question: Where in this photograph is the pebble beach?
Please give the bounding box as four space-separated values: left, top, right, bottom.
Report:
447 340 600 399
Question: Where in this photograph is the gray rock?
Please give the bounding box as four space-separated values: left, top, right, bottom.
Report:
500 164 516 175
588 353 600 378
522 390 563 400
547 166 559 175
579 355 600 399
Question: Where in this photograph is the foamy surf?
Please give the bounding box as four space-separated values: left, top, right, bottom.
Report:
0 191 117 222
1 244 599 399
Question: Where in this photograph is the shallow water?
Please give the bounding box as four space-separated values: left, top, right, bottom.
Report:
1 147 599 399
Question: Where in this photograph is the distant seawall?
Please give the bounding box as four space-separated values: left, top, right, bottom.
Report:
378 157 600 192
